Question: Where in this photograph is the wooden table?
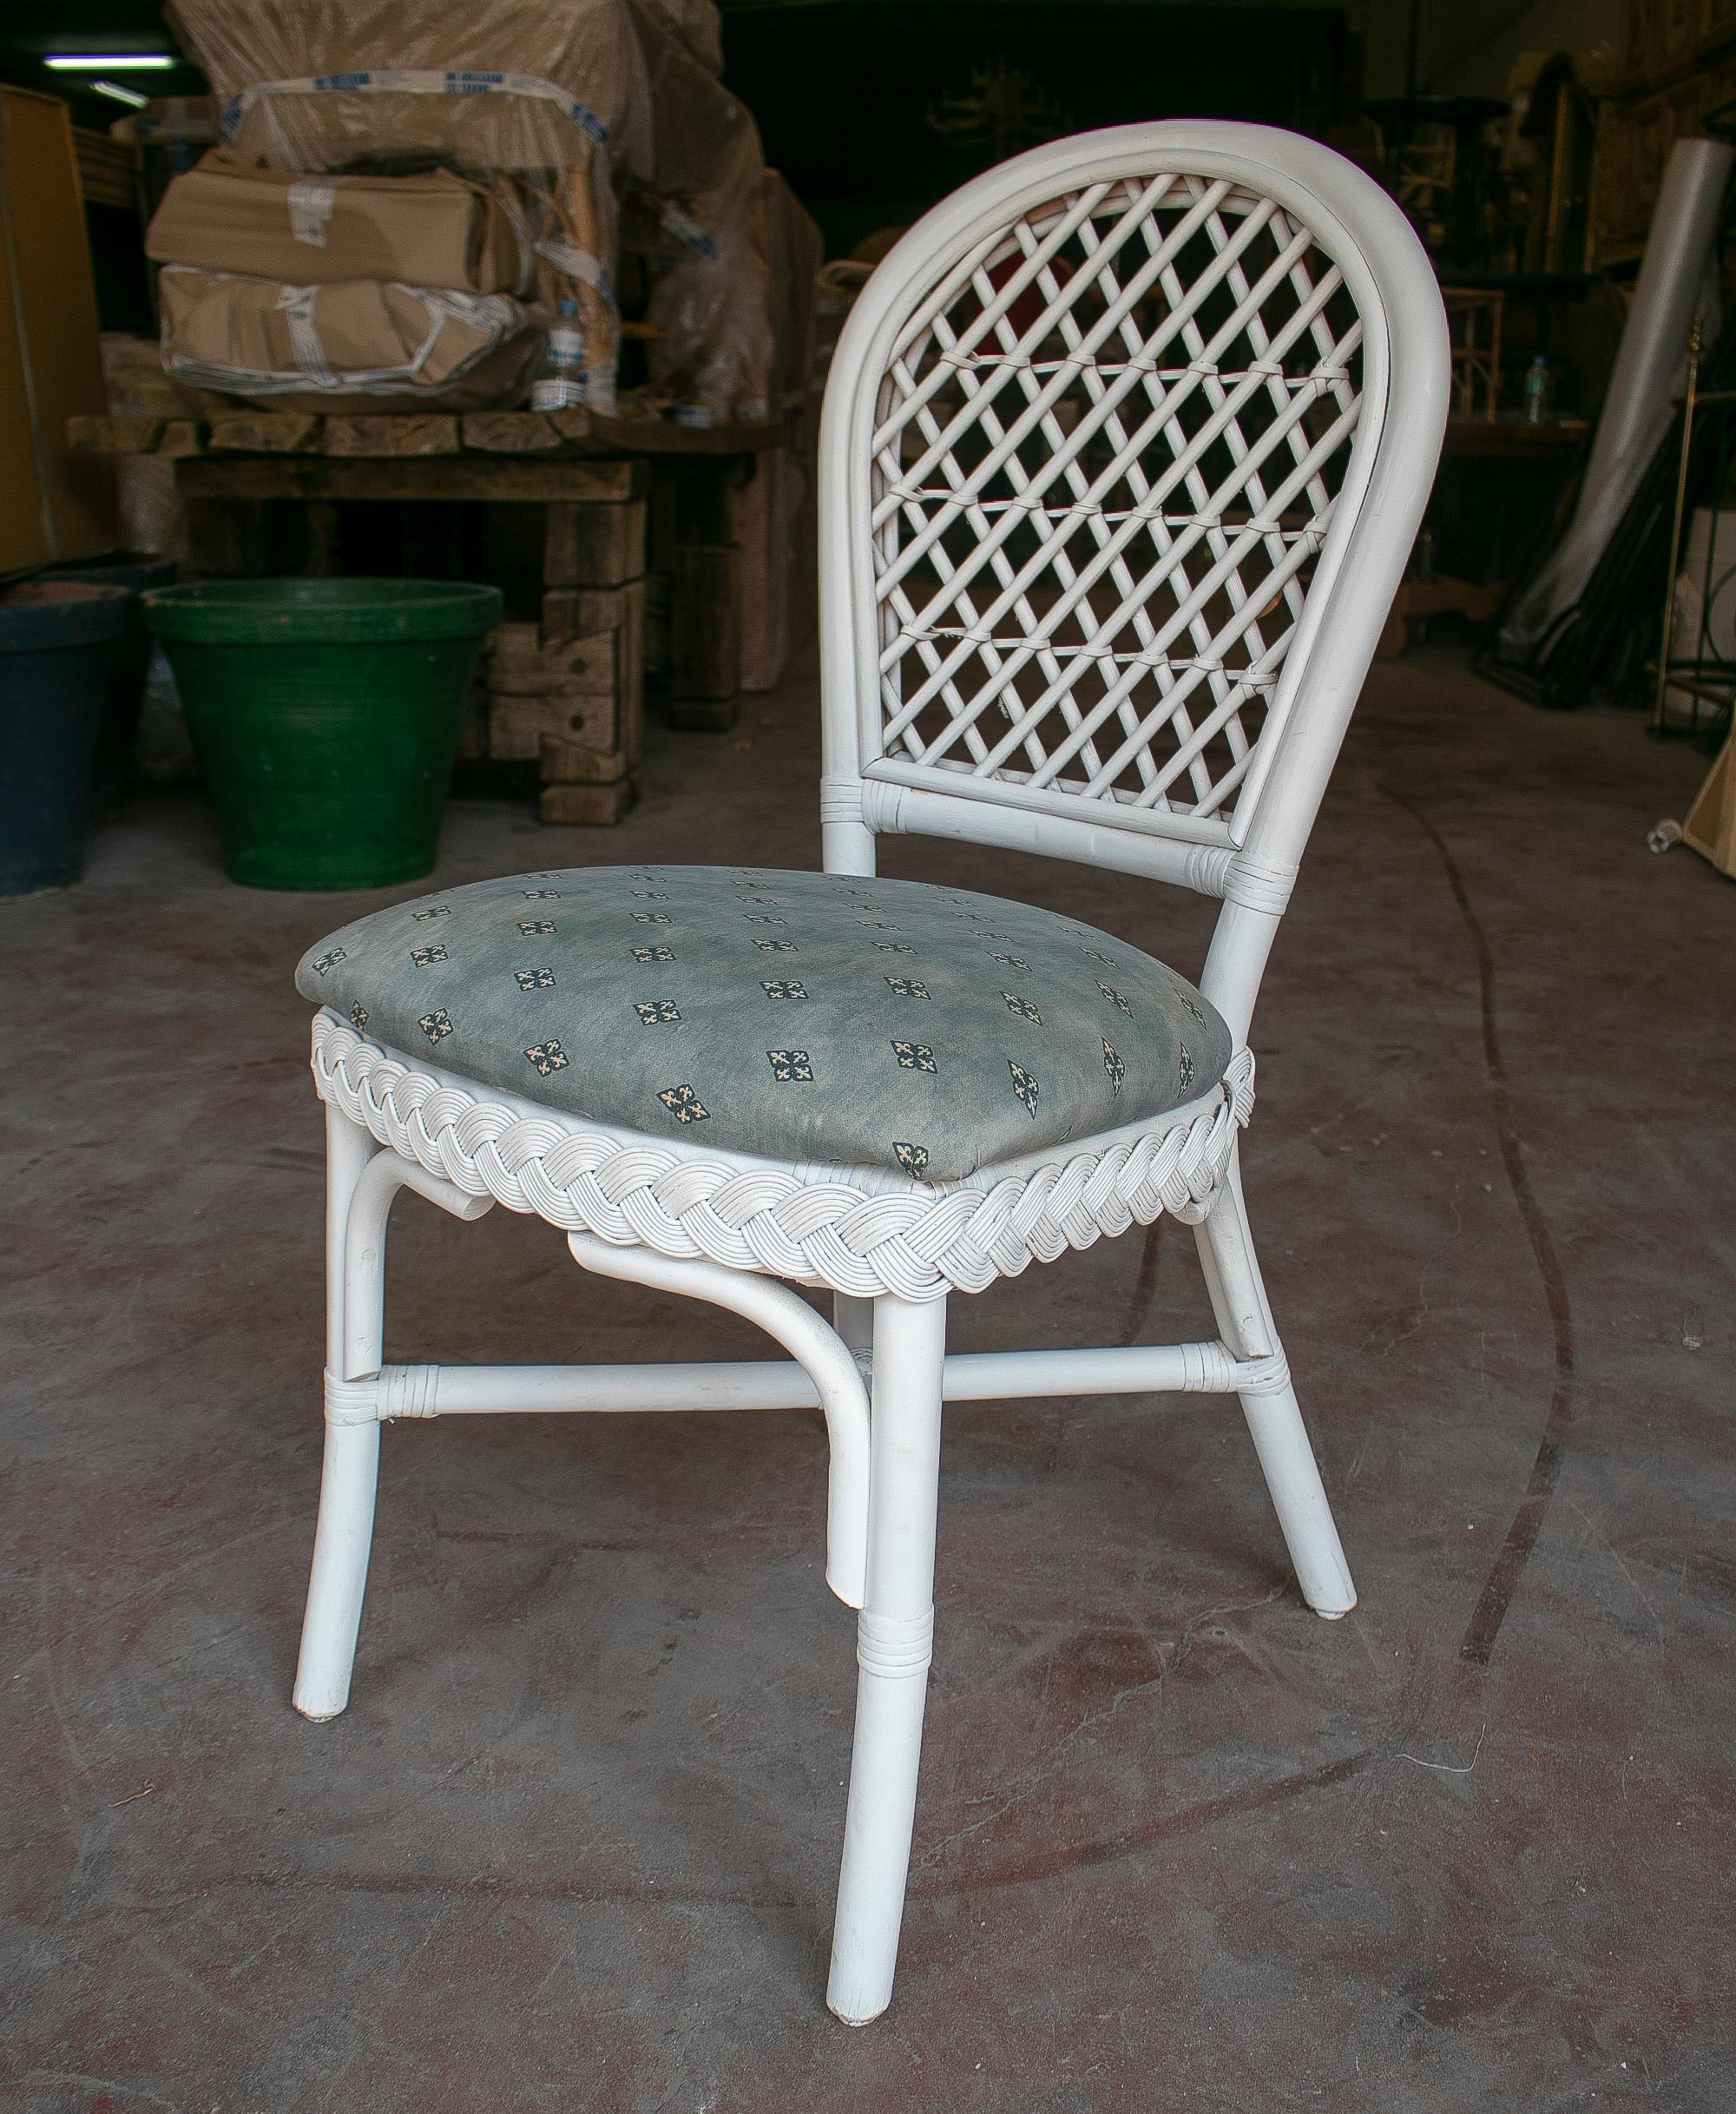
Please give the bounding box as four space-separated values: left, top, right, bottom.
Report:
1441 415 1589 458
69 405 785 739
1423 416 1588 589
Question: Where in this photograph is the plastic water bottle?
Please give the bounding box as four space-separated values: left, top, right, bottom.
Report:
531 299 586 411
1522 353 1553 425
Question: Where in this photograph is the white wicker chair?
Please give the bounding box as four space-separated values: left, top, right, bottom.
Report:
293 122 1449 2023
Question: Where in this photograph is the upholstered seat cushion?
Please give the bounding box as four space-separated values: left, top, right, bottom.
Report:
296 866 1232 1183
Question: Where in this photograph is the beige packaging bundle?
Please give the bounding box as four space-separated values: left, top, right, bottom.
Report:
157 265 543 412
147 149 531 295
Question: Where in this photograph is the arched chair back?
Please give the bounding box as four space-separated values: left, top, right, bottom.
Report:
819 122 1449 1037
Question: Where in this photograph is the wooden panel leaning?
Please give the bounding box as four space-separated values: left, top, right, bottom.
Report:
668 543 742 725
664 457 753 728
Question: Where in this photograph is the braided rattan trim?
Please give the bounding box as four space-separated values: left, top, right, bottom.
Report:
310 1013 1254 1302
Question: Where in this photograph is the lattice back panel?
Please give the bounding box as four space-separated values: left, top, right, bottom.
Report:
866 172 1365 832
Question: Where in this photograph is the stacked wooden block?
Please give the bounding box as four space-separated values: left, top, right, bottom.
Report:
483 476 648 825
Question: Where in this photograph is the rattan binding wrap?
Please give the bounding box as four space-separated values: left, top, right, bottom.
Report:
312 1011 1254 1301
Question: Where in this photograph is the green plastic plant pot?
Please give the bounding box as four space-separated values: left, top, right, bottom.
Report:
141 578 503 891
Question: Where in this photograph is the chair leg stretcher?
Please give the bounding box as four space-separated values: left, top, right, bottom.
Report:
321 1340 1292 1425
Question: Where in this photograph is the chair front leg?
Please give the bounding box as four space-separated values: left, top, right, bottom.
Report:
293 1104 384 1720
826 1291 947 2025
1194 1145 1356 1617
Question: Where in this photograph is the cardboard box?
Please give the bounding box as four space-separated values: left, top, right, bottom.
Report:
0 86 117 573
159 267 543 414
148 150 531 295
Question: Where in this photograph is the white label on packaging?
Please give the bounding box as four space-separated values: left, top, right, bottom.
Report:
287 182 336 247
548 327 584 360
278 287 335 384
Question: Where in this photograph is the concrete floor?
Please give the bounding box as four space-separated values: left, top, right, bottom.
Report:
3 646 1733 2113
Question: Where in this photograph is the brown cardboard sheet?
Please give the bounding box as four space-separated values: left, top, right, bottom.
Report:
148 151 533 294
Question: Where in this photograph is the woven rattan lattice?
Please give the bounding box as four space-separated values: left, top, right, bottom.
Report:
871 175 1361 828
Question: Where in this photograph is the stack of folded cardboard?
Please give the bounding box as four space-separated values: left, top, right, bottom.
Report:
145 149 545 412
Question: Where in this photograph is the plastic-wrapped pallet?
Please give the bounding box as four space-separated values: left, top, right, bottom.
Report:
163 0 777 421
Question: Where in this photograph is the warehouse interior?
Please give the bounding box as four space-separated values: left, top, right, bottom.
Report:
2 3 1733 2111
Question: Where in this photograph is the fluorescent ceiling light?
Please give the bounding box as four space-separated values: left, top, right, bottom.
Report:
45 54 176 71
90 79 150 108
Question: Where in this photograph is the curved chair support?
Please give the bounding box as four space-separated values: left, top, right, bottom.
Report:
341 1145 496 1374
297 1131 875 1724
567 1230 871 1609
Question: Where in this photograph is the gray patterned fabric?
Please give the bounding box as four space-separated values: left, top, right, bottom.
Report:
296 866 1232 1182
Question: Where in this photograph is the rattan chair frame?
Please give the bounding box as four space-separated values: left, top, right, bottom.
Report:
293 121 1449 2024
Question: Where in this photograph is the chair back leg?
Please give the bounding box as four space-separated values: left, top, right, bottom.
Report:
826 1292 947 2024
1194 1148 1356 1617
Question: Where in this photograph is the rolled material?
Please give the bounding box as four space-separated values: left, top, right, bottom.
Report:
1503 135 1734 653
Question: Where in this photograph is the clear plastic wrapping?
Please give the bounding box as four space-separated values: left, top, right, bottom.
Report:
163 0 776 418
632 8 769 415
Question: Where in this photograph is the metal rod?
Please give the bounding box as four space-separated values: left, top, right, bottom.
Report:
1654 319 1703 736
